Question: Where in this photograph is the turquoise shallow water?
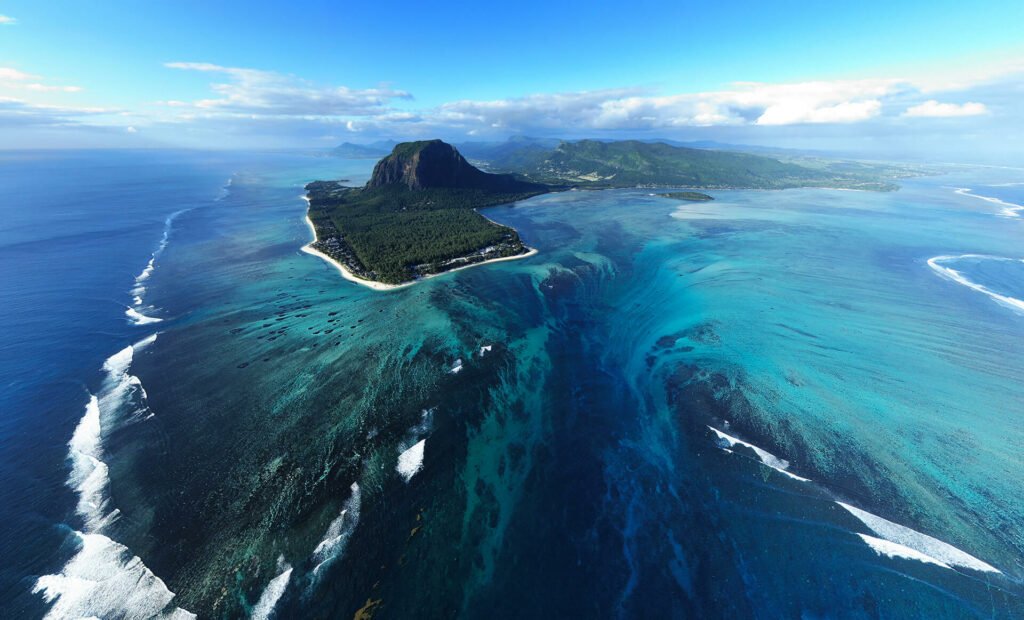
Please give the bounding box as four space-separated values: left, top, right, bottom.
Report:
8 153 1024 618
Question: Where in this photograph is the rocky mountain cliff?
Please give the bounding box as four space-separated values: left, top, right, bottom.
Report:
367 140 544 192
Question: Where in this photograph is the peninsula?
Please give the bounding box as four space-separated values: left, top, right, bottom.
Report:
305 140 547 288
457 138 909 191
661 191 714 202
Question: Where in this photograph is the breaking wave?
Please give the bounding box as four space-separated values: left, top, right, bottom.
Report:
705 426 1003 575
953 187 1023 218
33 334 194 618
396 440 427 483
251 557 293 620
396 408 434 483
927 254 1024 314
839 503 1000 573
311 482 362 577
126 306 163 325
708 425 809 481
128 209 191 325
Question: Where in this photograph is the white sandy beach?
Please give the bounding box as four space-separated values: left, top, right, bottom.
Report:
301 211 410 290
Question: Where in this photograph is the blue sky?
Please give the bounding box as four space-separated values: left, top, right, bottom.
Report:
2 0 1023 161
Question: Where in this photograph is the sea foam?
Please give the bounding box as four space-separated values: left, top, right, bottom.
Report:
708 426 809 481
33 532 194 620
839 502 1000 573
953 187 1024 217
311 483 362 576
395 408 434 483
856 534 951 570
396 440 427 482
927 254 1024 313
67 395 117 532
128 209 190 323
705 426 1002 575
251 557 293 620
126 306 164 325
35 334 194 618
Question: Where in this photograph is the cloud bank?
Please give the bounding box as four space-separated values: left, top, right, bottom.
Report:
3 57 1023 159
164 62 411 117
903 100 988 118
0 66 83 94
432 79 900 133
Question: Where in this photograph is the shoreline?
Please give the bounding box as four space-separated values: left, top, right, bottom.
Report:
301 210 411 290
301 198 538 291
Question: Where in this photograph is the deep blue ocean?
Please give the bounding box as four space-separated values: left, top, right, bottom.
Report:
1 151 1022 618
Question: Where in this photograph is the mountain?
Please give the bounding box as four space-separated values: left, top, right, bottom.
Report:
367 139 544 193
305 140 547 285
466 138 903 191
331 141 395 159
456 136 563 170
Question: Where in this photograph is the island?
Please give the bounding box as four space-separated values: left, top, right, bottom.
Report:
304 140 548 288
660 191 714 202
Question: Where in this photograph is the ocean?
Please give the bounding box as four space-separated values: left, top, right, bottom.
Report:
1 151 1021 618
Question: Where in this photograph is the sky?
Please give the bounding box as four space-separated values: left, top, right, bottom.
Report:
1 0 1023 162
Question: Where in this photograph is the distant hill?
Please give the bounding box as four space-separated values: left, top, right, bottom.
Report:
331 141 395 159
306 140 547 285
457 136 563 170
468 138 903 191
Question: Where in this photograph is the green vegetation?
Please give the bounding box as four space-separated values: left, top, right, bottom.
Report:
457 136 562 171
661 191 714 201
306 141 547 285
474 139 904 191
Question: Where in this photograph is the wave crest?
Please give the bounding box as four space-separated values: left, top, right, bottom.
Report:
954 187 1024 218
311 482 362 576
35 334 194 618
927 254 1024 313
128 209 191 324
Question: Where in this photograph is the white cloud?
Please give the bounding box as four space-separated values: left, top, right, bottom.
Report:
433 79 898 133
0 67 36 81
0 97 116 127
133 59 1013 145
25 83 83 93
0 14 16 25
1 66 83 93
757 99 882 125
910 58 1024 93
164 62 228 73
902 100 988 118
4 55 1015 149
126 126 137 133
164 62 411 117
734 80 895 125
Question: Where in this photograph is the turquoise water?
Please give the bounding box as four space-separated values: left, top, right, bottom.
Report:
5 153 1023 617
